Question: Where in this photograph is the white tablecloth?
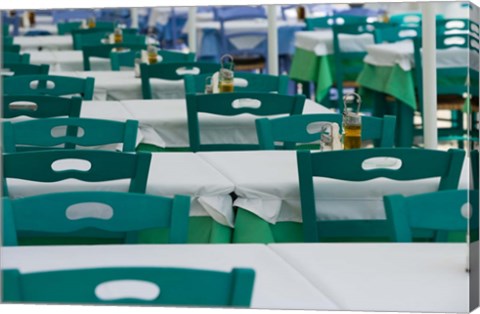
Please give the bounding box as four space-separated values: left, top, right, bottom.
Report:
1 244 339 310
363 40 476 71
198 150 469 224
5 153 236 226
121 98 332 148
270 243 469 312
294 29 375 56
29 50 111 71
14 35 73 51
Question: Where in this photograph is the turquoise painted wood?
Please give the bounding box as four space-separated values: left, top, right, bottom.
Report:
2 267 255 307
110 50 195 71
305 15 368 30
2 191 190 246
332 23 376 110
3 118 138 153
3 95 82 119
186 93 306 152
374 25 420 43
384 189 477 242
3 150 151 194
73 32 146 50
3 36 14 45
413 33 471 144
472 150 479 190
2 75 95 100
2 64 49 76
140 62 220 99
2 44 21 53
256 113 396 149
297 148 465 242
58 21 116 35
82 43 147 71
3 52 30 64
184 72 290 95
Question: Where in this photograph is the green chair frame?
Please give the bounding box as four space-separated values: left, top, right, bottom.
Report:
2 75 95 100
3 36 14 46
385 189 477 242
3 118 139 153
2 44 21 53
110 49 195 71
81 43 147 71
373 25 421 43
58 21 117 35
297 148 465 242
3 150 152 194
3 52 30 65
3 64 49 76
184 72 290 95
2 266 255 307
2 191 190 246
256 113 396 149
305 15 368 30
140 62 220 99
73 31 146 50
2 95 82 119
186 92 306 151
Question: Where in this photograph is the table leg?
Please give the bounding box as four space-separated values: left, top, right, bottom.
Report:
396 101 414 147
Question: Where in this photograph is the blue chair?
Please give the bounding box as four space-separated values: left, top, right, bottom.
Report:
3 150 152 194
2 13 20 36
2 95 82 119
52 9 96 23
161 8 188 49
2 267 254 306
385 189 477 242
297 148 465 242
3 118 139 153
186 92 305 151
2 191 190 246
334 7 384 18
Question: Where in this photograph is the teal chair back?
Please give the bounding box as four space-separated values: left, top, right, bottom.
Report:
2 191 190 246
436 18 469 34
3 150 151 194
110 49 195 71
297 148 465 242
2 267 255 306
3 52 30 64
256 114 396 149
184 72 290 95
186 93 305 151
3 118 138 153
57 21 82 35
3 64 49 76
58 21 116 35
3 95 82 119
332 23 375 109
305 15 368 30
2 44 21 53
81 43 147 71
140 62 220 99
374 25 420 43
3 75 95 100
384 189 477 242
3 36 14 46
73 31 146 50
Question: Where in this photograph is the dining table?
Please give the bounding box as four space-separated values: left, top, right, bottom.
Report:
197 150 470 243
0 244 339 310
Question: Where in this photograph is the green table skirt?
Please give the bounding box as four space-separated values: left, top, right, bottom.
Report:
18 216 232 245
233 208 467 243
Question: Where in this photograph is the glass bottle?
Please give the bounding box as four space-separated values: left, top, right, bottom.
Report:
296 6 306 21
87 17 96 28
147 45 158 64
114 27 123 44
342 93 362 150
219 54 234 93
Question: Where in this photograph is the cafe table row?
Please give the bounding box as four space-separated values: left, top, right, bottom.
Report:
1 242 470 312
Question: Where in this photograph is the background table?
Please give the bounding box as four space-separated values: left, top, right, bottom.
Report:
29 50 111 71
198 150 469 242
5 153 236 243
121 98 332 149
270 243 469 312
1 244 339 310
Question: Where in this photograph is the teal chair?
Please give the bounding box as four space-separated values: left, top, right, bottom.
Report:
2 266 255 307
472 149 479 190
73 31 146 50
2 64 49 76
374 25 420 43
3 150 151 194
256 114 396 149
81 43 147 71
384 189 477 242
3 95 82 119
110 49 195 71
3 36 14 46
140 62 220 99
305 15 368 30
3 118 139 153
413 33 473 146
436 18 469 34
297 148 465 242
3 52 30 64
332 23 376 110
186 93 306 151
389 13 444 27
2 191 190 246
3 75 95 100
2 44 21 53
184 72 290 95
57 21 116 35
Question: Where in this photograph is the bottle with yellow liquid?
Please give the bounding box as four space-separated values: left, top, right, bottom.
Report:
113 27 123 44
147 45 158 64
87 17 96 28
219 54 234 93
342 93 362 150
